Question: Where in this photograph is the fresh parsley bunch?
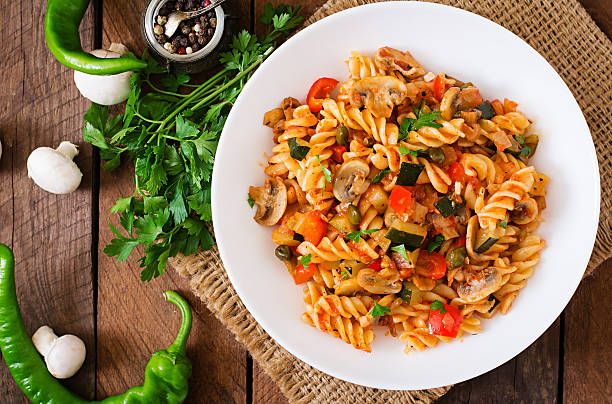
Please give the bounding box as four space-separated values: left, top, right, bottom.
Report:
82 4 303 281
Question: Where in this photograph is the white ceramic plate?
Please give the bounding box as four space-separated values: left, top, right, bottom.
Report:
212 1 599 390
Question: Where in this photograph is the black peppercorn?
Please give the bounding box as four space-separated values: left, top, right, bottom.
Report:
188 33 196 44
156 34 167 45
197 35 206 45
207 28 214 36
206 11 214 18
172 38 180 49
186 0 195 9
191 43 200 52
179 36 188 47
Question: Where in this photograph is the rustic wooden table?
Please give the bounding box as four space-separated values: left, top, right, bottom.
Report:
1 0 610 402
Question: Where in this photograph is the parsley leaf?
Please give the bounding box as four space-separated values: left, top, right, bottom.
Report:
520 146 532 157
399 283 412 302
399 103 443 140
247 193 255 208
498 216 508 229
299 254 312 269
344 229 381 243
341 270 350 280
371 168 390 183
427 234 445 254
390 244 409 261
430 300 446 313
515 134 525 145
399 145 428 157
369 301 391 318
317 155 332 183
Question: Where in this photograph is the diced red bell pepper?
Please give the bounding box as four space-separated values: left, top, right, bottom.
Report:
293 262 316 284
448 162 480 188
388 186 414 215
330 144 346 163
300 210 328 245
455 236 466 247
367 259 382 271
433 75 446 101
429 303 462 337
306 77 339 113
417 250 447 279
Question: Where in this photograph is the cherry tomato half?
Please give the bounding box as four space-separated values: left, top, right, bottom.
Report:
428 303 462 337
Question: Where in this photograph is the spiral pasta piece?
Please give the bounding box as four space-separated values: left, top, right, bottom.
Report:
302 308 375 352
297 235 379 264
476 166 535 229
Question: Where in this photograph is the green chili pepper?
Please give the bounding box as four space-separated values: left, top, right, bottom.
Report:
0 244 192 403
44 0 147 74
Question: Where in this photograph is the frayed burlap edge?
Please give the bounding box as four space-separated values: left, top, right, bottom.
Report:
170 1 611 402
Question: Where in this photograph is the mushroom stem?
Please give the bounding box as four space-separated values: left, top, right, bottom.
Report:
56 141 79 160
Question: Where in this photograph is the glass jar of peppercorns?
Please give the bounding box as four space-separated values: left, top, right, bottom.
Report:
142 0 232 73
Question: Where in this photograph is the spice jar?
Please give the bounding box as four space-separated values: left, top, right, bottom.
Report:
141 0 231 73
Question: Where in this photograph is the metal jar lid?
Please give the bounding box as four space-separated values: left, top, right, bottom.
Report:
141 0 232 73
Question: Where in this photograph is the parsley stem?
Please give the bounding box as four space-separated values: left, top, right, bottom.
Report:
134 112 164 124
144 79 189 97
188 53 268 112
157 69 228 131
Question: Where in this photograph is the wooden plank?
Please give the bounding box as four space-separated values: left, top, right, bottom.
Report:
0 0 96 401
439 318 560 403
96 0 252 401
578 0 612 37
563 260 611 403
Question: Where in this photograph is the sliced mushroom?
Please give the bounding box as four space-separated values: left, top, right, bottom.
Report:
333 159 370 203
335 278 364 296
457 267 502 303
440 87 460 121
456 87 483 110
349 76 408 118
263 108 285 128
357 268 402 294
375 47 425 79
249 177 287 226
510 197 539 225
281 97 301 120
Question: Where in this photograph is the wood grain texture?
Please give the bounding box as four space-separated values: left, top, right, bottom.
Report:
563 259 611 404
0 0 96 401
578 0 612 38
96 0 252 402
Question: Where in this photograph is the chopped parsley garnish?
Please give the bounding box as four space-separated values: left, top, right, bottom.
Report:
430 300 446 313
390 244 409 261
427 234 445 254
247 193 255 208
299 253 312 269
288 137 310 160
344 228 381 243
369 301 391 318
399 145 428 157
520 146 532 157
399 103 443 140
498 216 508 229
341 270 350 280
515 134 525 144
317 155 332 196
371 168 390 184
398 283 412 302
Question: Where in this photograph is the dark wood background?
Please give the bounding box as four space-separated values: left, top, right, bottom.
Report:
0 0 609 402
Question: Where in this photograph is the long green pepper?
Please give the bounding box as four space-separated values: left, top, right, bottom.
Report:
0 244 193 403
44 0 147 74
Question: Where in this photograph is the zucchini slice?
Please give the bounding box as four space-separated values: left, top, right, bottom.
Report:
476 101 496 120
434 195 455 218
329 214 357 235
288 137 310 160
474 237 499 253
396 162 424 186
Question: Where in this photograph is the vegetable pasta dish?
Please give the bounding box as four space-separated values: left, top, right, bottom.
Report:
248 47 548 353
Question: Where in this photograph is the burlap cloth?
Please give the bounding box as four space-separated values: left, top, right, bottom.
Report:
170 1 611 402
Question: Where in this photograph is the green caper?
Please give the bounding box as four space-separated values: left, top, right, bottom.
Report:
275 245 293 261
336 125 349 146
428 148 445 164
347 204 361 225
445 246 467 269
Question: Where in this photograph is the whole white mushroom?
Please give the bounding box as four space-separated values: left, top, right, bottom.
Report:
27 141 83 194
73 43 133 105
32 326 86 379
